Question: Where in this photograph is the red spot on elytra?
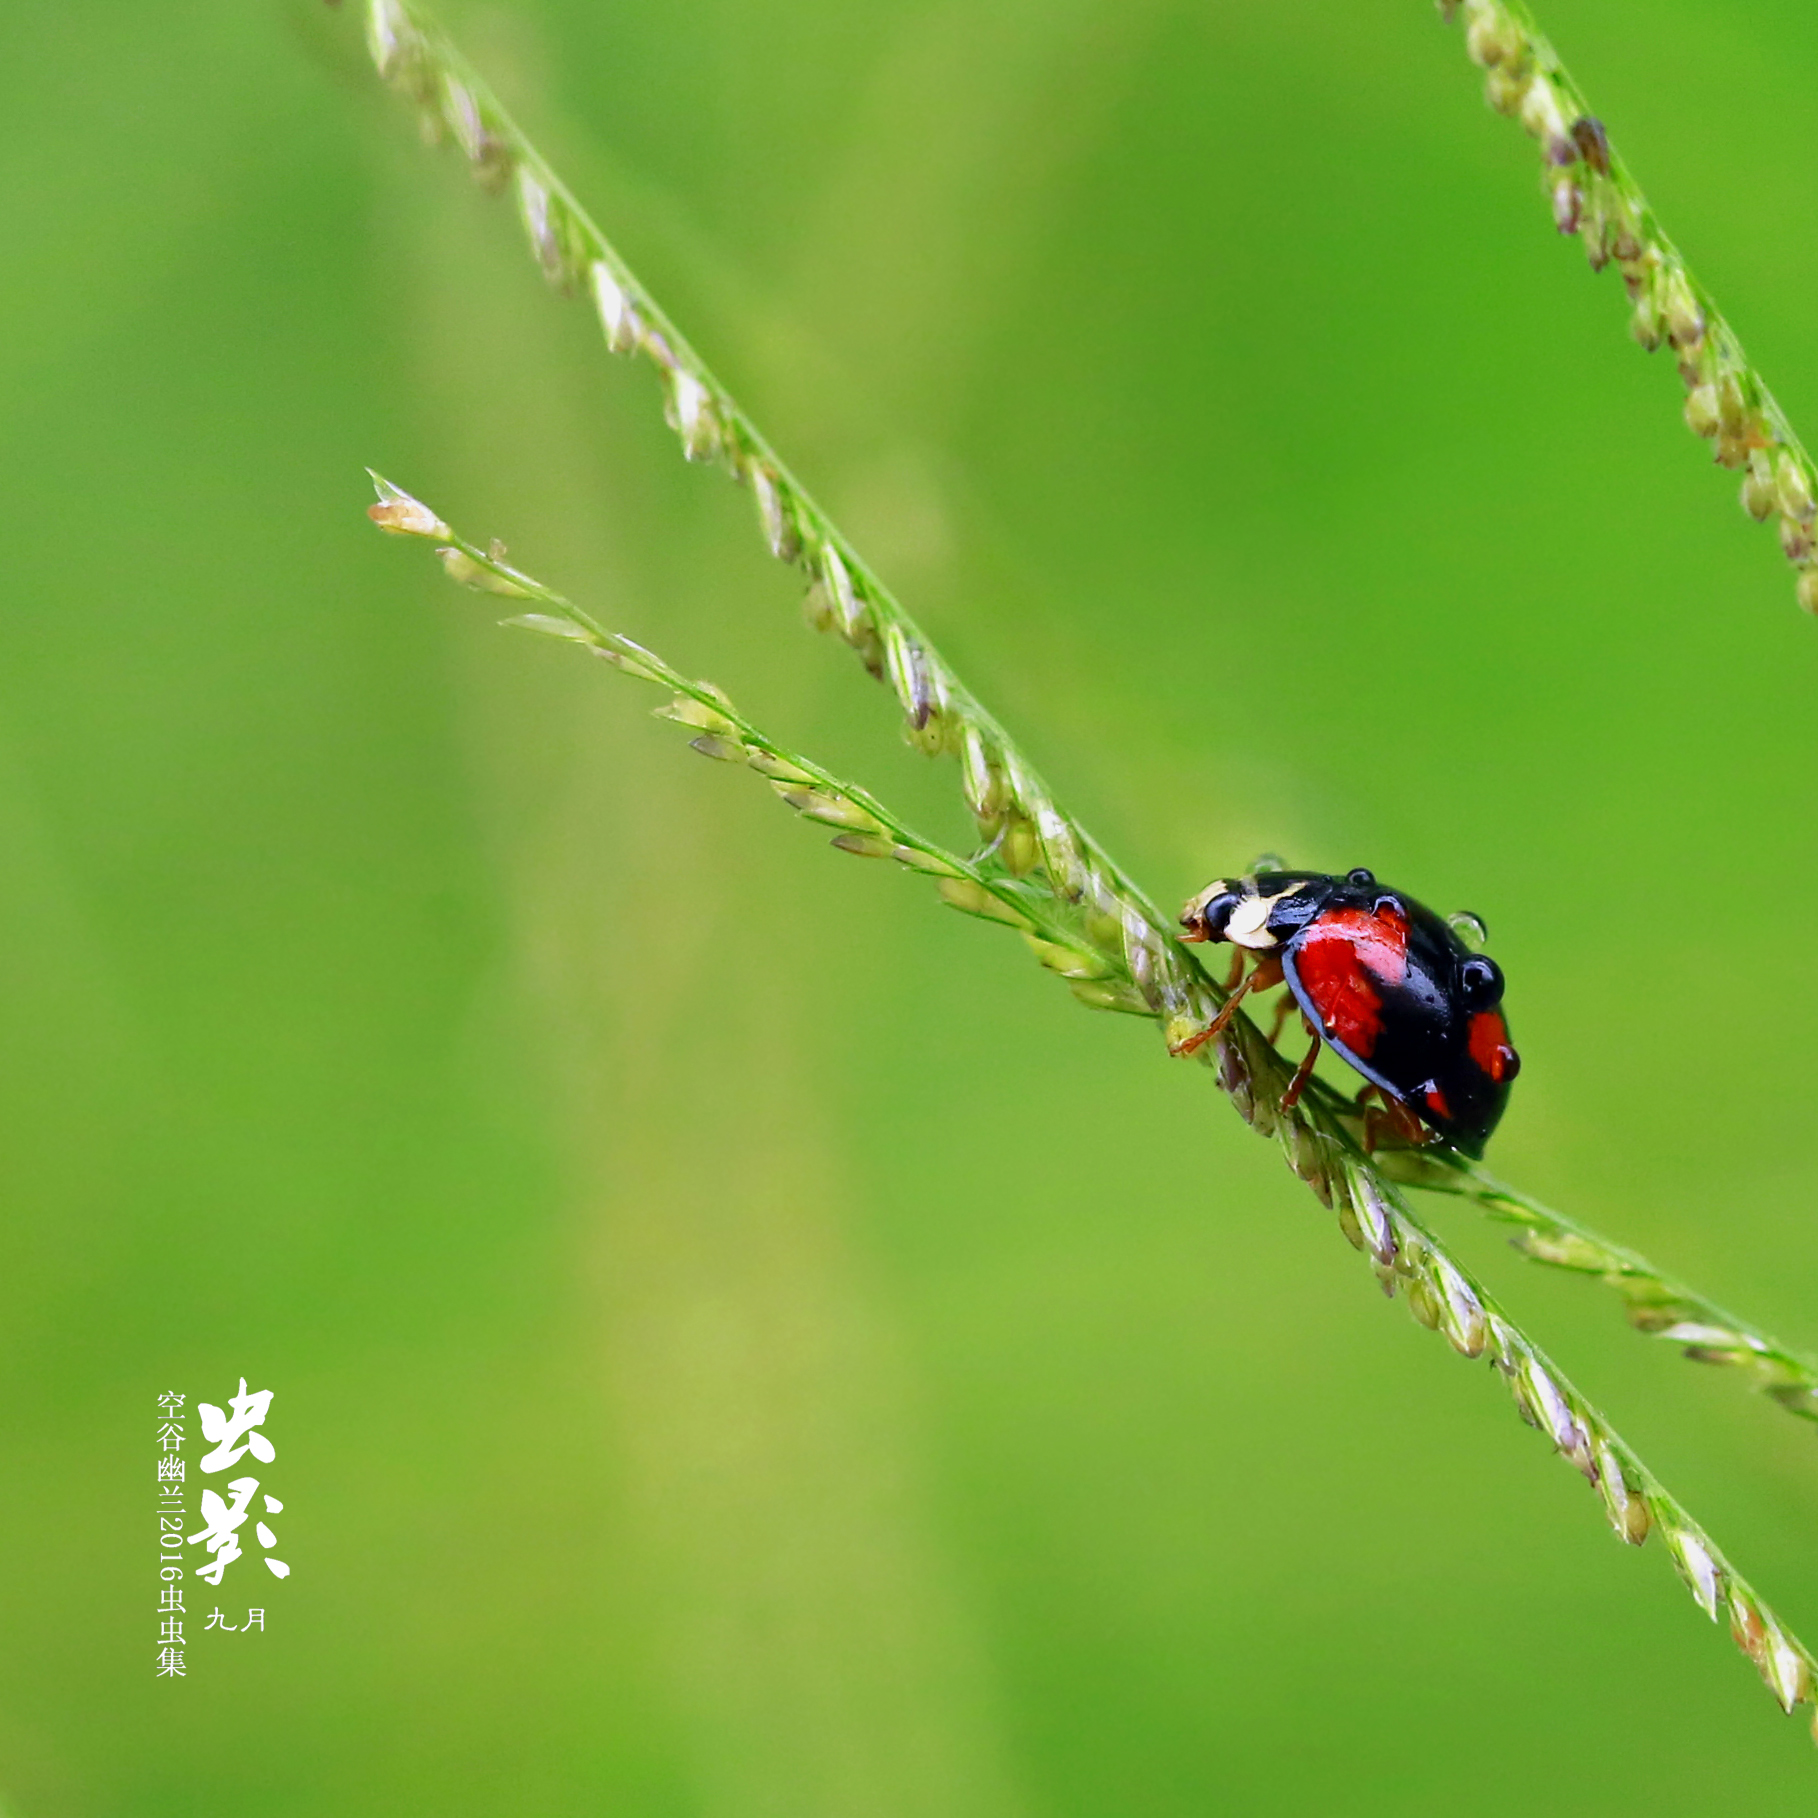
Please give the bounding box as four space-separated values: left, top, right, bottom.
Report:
1291 905 1409 1059
1423 1083 1453 1121
1468 1010 1518 1084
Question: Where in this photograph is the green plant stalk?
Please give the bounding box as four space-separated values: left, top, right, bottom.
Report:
366 478 1125 983
372 478 1818 1726
357 1 1818 1723
1441 0 1818 610
360 0 1818 1436
1436 1159 1818 1421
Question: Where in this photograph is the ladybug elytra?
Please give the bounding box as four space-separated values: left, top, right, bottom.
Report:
1173 866 1518 1158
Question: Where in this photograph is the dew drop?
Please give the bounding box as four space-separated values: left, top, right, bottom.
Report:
1247 851 1288 876
1448 910 1489 951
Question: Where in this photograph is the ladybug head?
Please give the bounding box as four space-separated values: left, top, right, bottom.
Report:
1179 872 1324 949
1179 880 1244 945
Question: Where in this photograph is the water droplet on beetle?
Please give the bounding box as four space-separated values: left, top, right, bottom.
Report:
1247 851 1288 876
1447 911 1489 951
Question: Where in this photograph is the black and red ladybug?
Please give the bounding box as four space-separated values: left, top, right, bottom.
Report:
1172 866 1519 1158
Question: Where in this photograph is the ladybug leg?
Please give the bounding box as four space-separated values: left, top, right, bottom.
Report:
1167 977 1254 1058
1243 951 1285 997
1391 1097 1431 1146
1358 1088 1426 1151
1279 1016 1321 1112
1266 992 1298 1047
1168 952 1284 1057
1222 949 1246 992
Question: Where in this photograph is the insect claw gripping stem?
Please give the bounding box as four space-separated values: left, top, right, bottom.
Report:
1166 985 1247 1059
357 0 1818 1729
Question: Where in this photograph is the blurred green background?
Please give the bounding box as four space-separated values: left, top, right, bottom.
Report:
4 0 1818 1809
